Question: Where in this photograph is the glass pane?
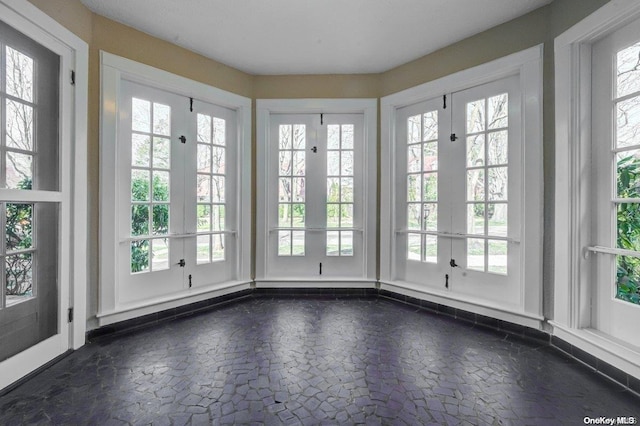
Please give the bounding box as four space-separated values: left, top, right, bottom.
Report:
408 174 421 202
488 131 508 165
425 235 437 263
197 114 212 143
617 42 640 98
423 203 437 232
616 255 640 305
279 151 292 176
423 111 438 141
423 142 437 172
213 147 225 174
153 137 170 169
197 174 210 202
488 94 508 129
6 203 32 251
327 231 339 256
278 204 290 227
293 177 305 202
488 167 508 201
197 235 210 264
151 238 169 271
292 151 305 176
197 144 212 172
131 204 149 236
341 204 353 227
212 205 225 232
327 125 340 149
6 151 32 189
131 169 150 201
132 134 150 167
408 233 421 261
132 98 151 133
467 169 484 202
467 238 485 272
327 204 339 228
5 99 33 150
5 253 33 306
617 203 640 251
341 151 354 176
617 150 640 198
488 203 508 237
153 172 170 202
488 240 507 274
327 178 339 202
213 117 226 146
279 125 292 149
342 125 354 149
152 204 169 235
407 203 421 230
292 204 305 228
617 96 640 149
467 203 485 235
279 178 292 202
340 231 353 256
408 145 421 173
341 178 354 202
5 46 33 102
212 234 225 261
408 115 421 144
278 231 291 256
131 240 150 273
212 175 225 203
467 134 485 167
327 151 340 176
423 173 437 202
153 103 171 136
197 204 211 232
292 231 305 255
293 125 305 149
467 99 485 134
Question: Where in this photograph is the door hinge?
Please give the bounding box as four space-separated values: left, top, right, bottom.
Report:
179 135 186 144
70 70 76 86
189 274 192 288
320 113 324 125
319 262 322 275
68 307 74 323
189 97 193 112
445 274 449 289
178 259 186 267
450 133 458 142
443 94 447 109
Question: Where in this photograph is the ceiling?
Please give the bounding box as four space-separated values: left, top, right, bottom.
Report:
80 0 553 75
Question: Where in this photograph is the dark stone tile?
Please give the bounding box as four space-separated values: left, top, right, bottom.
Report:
572 345 598 369
454 309 476 323
551 335 572 354
437 304 456 317
419 299 439 312
597 360 628 387
476 314 500 329
499 320 525 336
629 374 640 395
524 327 550 344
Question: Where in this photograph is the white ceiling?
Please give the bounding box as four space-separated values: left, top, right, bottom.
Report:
80 0 553 75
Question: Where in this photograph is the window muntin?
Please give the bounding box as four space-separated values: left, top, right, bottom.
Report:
326 124 354 256
278 124 306 256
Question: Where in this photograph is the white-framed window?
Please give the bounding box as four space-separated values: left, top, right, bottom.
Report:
255 99 377 286
0 0 88 392
554 0 640 377
380 46 543 325
99 52 251 325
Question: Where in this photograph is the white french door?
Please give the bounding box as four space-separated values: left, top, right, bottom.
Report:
117 80 237 305
592 17 640 346
261 112 368 281
395 75 522 306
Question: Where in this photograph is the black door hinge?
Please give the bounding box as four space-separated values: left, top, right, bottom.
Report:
190 97 193 112
450 133 458 142
189 274 192 288
178 259 186 267
319 262 322 275
320 113 324 125
445 274 449 289
179 135 186 144
68 307 74 323
443 94 447 109
70 70 76 86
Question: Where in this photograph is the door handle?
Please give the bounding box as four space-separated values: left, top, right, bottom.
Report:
449 259 458 268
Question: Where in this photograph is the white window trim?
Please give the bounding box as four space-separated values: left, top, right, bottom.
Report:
0 0 88 390
380 45 544 327
99 52 252 325
554 0 640 379
255 99 378 287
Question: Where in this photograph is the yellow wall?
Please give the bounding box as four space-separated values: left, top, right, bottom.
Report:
26 0 610 326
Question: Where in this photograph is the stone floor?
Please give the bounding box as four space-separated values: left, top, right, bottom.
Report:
1 296 639 425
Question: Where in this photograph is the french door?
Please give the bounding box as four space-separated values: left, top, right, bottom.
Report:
592 17 640 346
396 75 522 306
117 80 237 305
262 113 367 280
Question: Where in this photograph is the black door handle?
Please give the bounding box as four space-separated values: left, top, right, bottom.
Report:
449 259 458 268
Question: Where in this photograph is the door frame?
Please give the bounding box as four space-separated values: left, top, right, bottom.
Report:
380 45 543 326
0 0 88 391
255 99 377 287
99 52 251 325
